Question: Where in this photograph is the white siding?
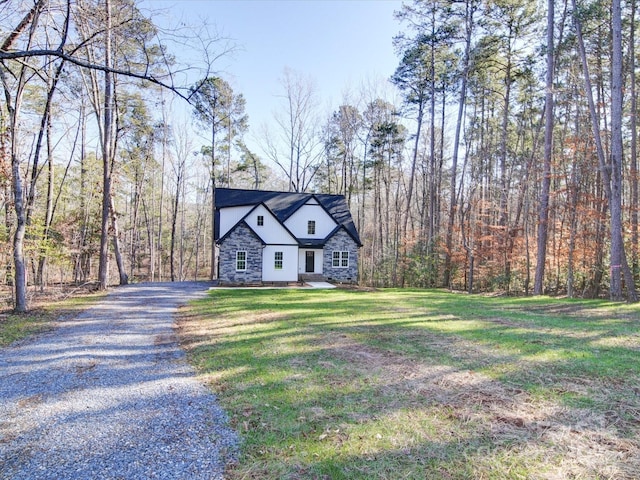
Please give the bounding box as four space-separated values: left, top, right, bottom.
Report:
262 245 299 282
284 202 337 238
244 204 297 244
219 205 252 238
298 249 323 274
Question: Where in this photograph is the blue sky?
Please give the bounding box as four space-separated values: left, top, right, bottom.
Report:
144 0 404 146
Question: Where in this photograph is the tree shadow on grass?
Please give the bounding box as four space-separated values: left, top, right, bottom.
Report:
183 288 640 479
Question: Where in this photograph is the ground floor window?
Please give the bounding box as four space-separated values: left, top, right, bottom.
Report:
236 251 247 271
332 251 349 268
274 251 283 269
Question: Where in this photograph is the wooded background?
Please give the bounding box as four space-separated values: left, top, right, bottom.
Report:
1 0 638 310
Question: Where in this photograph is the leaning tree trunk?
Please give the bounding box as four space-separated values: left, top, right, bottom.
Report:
573 0 637 301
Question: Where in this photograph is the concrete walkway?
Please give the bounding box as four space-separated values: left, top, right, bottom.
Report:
305 281 337 289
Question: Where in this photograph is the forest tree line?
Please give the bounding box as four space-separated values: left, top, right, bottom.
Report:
1 0 638 311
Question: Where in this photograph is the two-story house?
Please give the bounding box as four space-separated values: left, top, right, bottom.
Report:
215 188 361 285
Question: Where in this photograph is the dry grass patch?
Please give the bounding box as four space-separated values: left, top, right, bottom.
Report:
317 331 640 478
0 284 104 347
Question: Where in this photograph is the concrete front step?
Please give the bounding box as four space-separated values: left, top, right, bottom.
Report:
299 274 326 282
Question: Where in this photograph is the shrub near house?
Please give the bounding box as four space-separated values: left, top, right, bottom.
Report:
215 188 361 285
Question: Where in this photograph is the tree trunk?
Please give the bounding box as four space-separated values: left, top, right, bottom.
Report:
630 0 639 282
566 103 581 298
610 0 637 301
156 100 169 281
129 166 143 280
444 0 474 287
141 197 154 281
609 0 624 300
210 120 217 280
404 103 423 244
179 178 186 280
75 101 90 283
110 195 128 286
5 78 27 311
427 17 437 253
98 0 113 290
11 148 27 312
498 26 514 290
36 115 55 287
573 0 635 301
534 0 555 295
0 1 46 311
170 182 181 282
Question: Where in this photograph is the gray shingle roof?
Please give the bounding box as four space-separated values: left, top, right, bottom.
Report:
215 188 362 246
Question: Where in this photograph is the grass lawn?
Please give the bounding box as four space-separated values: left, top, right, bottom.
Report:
178 288 640 479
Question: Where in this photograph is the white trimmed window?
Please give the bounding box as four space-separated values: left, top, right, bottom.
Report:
274 251 283 270
236 251 247 271
307 220 316 235
332 251 349 268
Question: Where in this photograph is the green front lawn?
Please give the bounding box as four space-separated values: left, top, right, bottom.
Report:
178 289 640 479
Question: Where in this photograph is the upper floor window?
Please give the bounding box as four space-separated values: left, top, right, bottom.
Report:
257 215 264 226
236 251 247 271
274 251 283 270
307 220 316 235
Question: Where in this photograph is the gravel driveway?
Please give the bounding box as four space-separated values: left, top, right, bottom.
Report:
0 282 238 480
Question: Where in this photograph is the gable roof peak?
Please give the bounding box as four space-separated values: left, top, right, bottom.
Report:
215 188 361 246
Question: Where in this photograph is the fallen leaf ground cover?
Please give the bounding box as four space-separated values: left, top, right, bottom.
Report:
177 288 640 479
0 286 104 347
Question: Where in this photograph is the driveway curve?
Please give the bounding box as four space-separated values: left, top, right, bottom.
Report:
0 282 238 480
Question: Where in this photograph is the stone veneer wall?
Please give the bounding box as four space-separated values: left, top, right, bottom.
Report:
323 229 359 283
218 223 263 284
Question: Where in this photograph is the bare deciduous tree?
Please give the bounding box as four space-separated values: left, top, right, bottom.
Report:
263 68 322 193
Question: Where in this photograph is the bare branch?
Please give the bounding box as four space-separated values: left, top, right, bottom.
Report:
0 46 193 102
0 0 45 52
